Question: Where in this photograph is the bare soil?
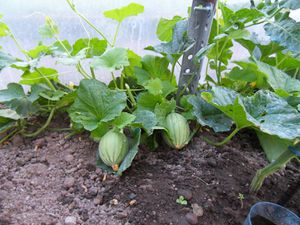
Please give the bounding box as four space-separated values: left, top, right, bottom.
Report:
0 127 299 225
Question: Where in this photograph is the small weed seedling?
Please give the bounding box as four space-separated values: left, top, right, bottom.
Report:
176 196 188 206
238 193 245 209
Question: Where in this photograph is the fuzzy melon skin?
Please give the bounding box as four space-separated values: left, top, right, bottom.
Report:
163 113 190 150
99 130 128 171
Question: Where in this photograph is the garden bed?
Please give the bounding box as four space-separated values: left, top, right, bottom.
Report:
1 126 299 225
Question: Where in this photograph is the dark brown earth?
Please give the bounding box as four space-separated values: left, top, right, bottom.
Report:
0 126 299 225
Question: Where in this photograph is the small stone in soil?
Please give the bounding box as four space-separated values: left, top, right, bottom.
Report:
64 216 77 225
93 195 104 205
192 203 204 217
207 158 217 167
64 177 75 189
185 213 198 225
64 154 74 163
178 189 193 200
128 193 137 199
116 211 128 219
110 199 119 205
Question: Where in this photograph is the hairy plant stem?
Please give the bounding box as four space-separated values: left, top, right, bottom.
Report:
22 108 56 138
202 127 240 146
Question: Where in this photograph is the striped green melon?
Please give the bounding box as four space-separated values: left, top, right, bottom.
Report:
99 130 128 171
163 113 190 150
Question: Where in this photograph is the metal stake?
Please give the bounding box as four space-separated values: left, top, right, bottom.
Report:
177 0 217 97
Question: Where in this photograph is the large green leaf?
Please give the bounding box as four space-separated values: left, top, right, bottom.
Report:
111 112 136 129
147 20 193 62
0 83 25 102
188 94 233 132
202 88 252 129
0 51 19 71
208 35 233 65
27 45 50 59
50 40 72 57
136 92 162 111
5 98 38 117
202 87 300 140
0 109 21 120
154 99 176 127
255 60 300 95
72 38 107 58
156 16 184 42
0 84 41 117
20 67 59 85
118 128 141 174
141 55 172 81
123 50 142 76
280 0 300 9
103 3 144 23
230 8 265 24
69 79 127 131
264 14 300 54
144 78 163 96
256 131 292 162
91 47 129 71
133 109 157 135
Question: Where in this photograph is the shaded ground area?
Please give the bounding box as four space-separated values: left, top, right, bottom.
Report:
0 128 299 225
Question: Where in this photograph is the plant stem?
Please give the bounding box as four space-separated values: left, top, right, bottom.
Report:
112 22 121 47
215 1 220 83
22 108 56 138
66 0 112 46
0 129 19 145
251 150 296 192
171 60 177 82
9 32 30 60
125 84 136 108
202 127 240 146
64 130 78 139
35 68 56 91
111 72 118 89
293 68 300 79
90 67 96 79
276 53 289 68
48 127 72 131
54 35 91 79
120 73 124 89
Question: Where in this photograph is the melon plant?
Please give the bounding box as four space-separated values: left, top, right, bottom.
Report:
99 129 128 171
163 113 190 150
